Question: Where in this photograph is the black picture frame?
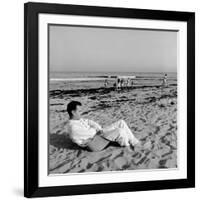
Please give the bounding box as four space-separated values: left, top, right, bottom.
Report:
24 2 195 198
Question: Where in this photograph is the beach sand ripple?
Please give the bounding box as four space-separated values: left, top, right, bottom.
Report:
49 83 177 174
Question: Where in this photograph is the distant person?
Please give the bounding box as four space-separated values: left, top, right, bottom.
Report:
65 101 140 151
127 78 131 88
104 79 108 88
117 78 121 90
162 73 168 87
124 79 128 88
120 79 124 88
131 79 134 87
127 78 131 87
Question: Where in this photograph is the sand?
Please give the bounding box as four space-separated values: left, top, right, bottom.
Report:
49 80 177 174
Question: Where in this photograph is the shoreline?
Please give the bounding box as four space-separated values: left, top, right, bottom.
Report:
49 84 177 96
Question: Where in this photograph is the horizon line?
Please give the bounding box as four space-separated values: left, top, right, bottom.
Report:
50 71 177 73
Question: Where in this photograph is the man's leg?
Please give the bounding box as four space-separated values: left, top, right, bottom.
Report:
101 120 139 146
101 127 129 146
115 120 140 146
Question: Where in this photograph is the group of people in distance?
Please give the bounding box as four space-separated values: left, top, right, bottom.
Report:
115 78 134 90
104 73 168 89
104 78 134 90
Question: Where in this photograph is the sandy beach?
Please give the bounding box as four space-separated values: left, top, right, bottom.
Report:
49 77 177 174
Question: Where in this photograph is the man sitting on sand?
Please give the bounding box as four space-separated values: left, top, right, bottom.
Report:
65 101 140 151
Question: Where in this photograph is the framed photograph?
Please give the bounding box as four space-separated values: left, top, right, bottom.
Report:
24 2 195 198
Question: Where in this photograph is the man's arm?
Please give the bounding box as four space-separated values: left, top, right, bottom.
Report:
86 119 102 131
70 124 97 147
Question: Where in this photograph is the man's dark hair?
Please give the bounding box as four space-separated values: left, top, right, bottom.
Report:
67 101 82 118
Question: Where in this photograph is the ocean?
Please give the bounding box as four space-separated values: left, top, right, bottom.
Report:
49 71 177 91
50 71 177 80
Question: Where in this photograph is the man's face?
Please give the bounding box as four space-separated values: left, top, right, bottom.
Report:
72 105 82 119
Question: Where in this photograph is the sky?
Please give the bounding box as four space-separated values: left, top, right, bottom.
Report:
49 25 177 73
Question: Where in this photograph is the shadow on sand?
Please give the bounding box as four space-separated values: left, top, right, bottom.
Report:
49 133 80 150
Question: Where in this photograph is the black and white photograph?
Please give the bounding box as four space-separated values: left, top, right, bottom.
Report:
24 2 195 197
48 25 178 174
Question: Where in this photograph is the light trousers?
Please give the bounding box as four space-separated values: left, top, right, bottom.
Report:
101 119 139 147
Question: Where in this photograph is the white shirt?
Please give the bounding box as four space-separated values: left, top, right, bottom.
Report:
66 118 102 147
